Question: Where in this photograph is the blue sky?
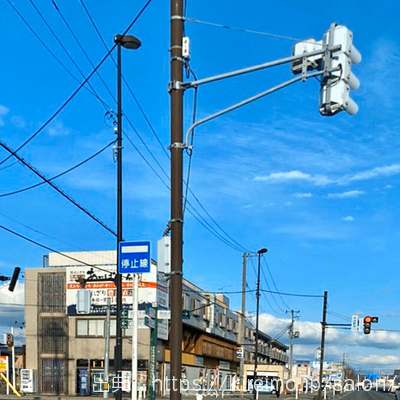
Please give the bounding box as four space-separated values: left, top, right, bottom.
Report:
0 0 400 370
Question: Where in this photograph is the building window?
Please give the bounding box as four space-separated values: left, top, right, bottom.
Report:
76 319 127 337
76 319 104 337
190 298 200 316
39 273 65 312
39 317 67 354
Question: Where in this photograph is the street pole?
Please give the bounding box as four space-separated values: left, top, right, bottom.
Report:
104 298 111 399
115 35 124 400
11 327 15 390
132 274 139 400
317 291 328 400
253 249 267 400
170 2 184 400
289 311 294 380
239 253 247 392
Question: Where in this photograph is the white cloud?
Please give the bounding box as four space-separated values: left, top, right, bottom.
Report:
327 190 366 199
294 192 313 199
253 164 400 188
341 216 355 222
0 105 10 126
385 185 394 189
352 355 400 365
348 164 400 182
46 120 72 137
254 171 333 186
0 283 25 344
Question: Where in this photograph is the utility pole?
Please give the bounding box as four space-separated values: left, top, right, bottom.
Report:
239 253 247 391
317 291 328 400
288 310 299 380
115 35 124 400
104 298 111 399
253 248 267 400
170 2 184 400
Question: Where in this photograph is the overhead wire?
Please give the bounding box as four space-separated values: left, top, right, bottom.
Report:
0 140 117 237
186 17 303 43
249 256 281 315
5 0 110 111
0 223 112 274
262 257 291 310
51 0 117 106
78 0 252 254
0 0 154 166
0 139 116 198
78 0 170 160
27 0 111 111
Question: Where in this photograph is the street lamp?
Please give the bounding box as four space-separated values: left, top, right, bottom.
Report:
114 33 141 400
253 248 268 400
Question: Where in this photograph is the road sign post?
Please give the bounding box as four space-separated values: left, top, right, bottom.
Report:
118 241 151 400
148 306 158 400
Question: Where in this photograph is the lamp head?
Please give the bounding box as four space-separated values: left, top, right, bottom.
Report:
115 34 141 50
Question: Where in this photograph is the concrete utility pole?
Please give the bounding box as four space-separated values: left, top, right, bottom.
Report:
317 291 328 400
288 310 300 380
239 253 247 391
170 2 184 400
253 248 268 400
104 298 111 399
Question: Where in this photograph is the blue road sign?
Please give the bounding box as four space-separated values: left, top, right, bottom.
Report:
118 241 151 273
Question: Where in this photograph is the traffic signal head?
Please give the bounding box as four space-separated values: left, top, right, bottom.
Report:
363 316 378 334
8 267 21 292
319 24 361 116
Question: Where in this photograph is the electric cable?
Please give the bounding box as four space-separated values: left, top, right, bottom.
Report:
78 0 252 254
27 0 111 111
0 140 117 237
249 256 280 315
79 0 170 159
0 222 112 274
0 0 154 166
186 17 303 43
0 139 115 198
262 257 291 310
51 0 117 106
5 0 110 111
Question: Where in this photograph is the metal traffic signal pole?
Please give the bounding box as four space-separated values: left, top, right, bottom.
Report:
170 1 184 400
317 291 328 400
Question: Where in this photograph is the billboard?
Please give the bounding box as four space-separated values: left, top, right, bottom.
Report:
66 262 168 315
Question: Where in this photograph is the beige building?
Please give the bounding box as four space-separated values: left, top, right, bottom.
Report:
25 251 160 395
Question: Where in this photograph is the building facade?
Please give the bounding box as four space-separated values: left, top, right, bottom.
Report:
25 250 289 395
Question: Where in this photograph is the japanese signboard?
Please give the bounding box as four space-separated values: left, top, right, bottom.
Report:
119 241 151 274
66 263 168 317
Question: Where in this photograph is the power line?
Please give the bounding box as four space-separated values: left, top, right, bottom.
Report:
186 17 302 42
5 0 109 110
51 0 116 106
0 0 154 166
27 0 111 111
78 0 252 254
0 139 115 198
262 257 291 310
79 0 170 159
0 140 116 236
0 223 112 274
249 256 281 315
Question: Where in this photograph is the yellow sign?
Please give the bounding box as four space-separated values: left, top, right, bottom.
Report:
0 356 7 373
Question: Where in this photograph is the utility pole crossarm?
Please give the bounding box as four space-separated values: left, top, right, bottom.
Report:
181 45 341 89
